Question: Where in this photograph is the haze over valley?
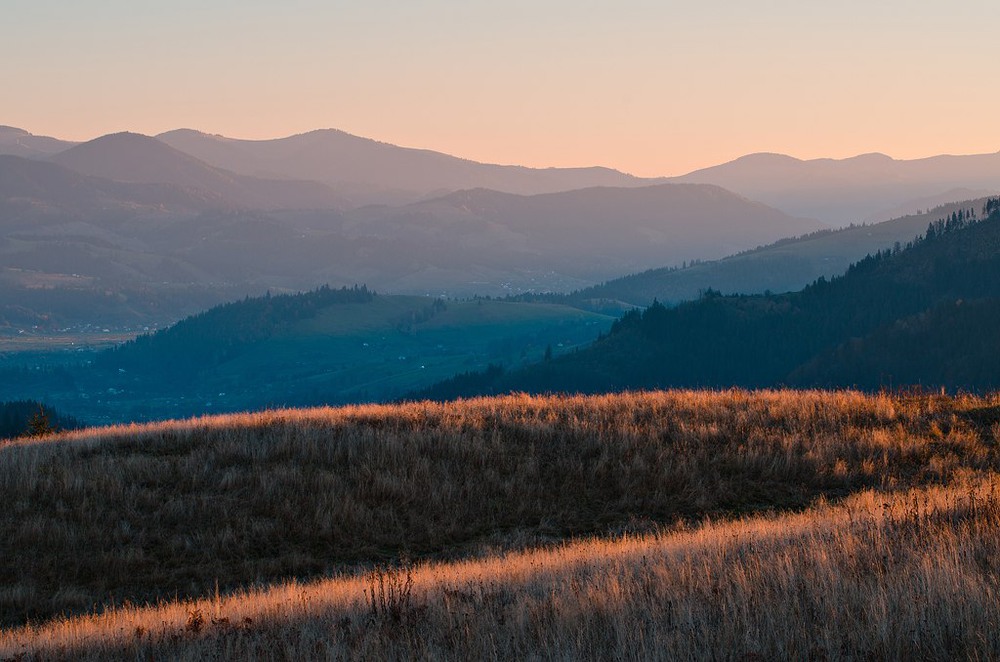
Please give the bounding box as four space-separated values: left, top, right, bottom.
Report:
4 122 1000 426
4 124 1000 333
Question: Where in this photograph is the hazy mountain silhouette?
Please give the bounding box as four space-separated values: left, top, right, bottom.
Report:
869 188 998 222
0 173 813 327
340 184 822 282
0 126 76 159
50 133 346 210
157 128 665 206
552 196 993 309
11 124 1000 223
0 154 220 215
672 151 1000 223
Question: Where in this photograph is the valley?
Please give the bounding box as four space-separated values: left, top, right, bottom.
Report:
7 5 1000 659
3 112 1000 662
0 291 613 426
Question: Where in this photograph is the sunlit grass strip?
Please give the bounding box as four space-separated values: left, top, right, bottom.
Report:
2 388 913 449
3 473 998 660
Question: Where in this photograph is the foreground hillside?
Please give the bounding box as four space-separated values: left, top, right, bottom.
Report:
3 390 1000 631
5 476 997 660
2 389 999 658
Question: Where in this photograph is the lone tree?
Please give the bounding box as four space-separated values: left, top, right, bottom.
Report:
27 405 55 438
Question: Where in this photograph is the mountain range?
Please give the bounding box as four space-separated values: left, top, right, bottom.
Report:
0 144 818 327
672 152 1000 223
14 198 998 425
5 125 999 221
2 124 1000 329
155 128 661 206
49 133 346 210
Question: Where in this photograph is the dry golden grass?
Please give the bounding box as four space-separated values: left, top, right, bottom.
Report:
2 472 998 660
2 389 1000 652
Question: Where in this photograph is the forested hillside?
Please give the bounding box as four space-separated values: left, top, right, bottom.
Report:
520 196 992 312
101 285 375 376
417 199 1000 396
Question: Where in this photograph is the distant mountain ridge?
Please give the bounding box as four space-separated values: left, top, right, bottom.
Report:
49 133 346 210
672 151 1000 223
5 122 1000 328
0 154 220 215
0 126 76 159
547 195 996 310
156 128 665 206
0 162 814 327
7 124 1000 222
153 129 1000 221
338 182 821 283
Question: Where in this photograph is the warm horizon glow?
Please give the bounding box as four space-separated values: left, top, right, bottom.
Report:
4 0 999 177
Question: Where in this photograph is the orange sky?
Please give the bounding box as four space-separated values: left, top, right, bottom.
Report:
4 1 999 176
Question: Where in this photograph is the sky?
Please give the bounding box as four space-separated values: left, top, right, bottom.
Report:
3 0 999 177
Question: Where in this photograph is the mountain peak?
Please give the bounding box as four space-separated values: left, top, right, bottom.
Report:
51 132 214 185
50 131 344 210
845 152 894 162
729 152 804 165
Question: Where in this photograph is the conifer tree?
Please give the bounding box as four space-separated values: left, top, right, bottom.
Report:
27 405 54 438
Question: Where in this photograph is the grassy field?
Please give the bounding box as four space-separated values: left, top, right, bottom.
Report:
2 389 999 658
0 332 137 355
4 476 997 660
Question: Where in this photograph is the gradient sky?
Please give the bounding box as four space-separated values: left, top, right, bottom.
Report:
4 0 999 176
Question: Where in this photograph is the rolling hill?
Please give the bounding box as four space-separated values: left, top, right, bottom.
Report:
1 390 999 659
